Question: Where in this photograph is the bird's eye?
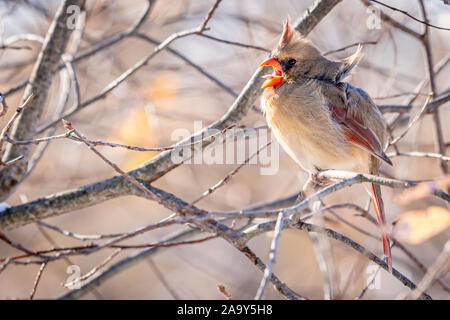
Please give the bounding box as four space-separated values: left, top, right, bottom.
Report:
287 59 296 66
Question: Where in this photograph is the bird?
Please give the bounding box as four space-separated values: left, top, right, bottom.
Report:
259 20 393 272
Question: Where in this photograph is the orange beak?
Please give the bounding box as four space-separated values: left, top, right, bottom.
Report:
259 57 283 89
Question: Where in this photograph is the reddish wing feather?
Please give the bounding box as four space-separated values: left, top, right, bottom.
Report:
330 104 392 166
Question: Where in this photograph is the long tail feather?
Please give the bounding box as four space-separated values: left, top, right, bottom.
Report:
371 182 392 273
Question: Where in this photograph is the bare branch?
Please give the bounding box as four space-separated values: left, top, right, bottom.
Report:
6 125 234 152
0 0 86 200
369 0 450 31
198 33 270 52
254 209 286 300
29 262 47 300
378 90 450 113
390 93 433 145
387 151 450 162
323 41 377 56
405 241 449 300
63 249 121 288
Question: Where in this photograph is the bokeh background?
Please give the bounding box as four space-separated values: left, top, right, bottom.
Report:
0 0 449 299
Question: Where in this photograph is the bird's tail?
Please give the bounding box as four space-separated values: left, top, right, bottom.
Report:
371 182 392 273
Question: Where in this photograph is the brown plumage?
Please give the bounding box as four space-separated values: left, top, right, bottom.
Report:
259 21 393 272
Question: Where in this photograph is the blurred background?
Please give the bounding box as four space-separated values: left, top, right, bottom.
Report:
0 0 449 299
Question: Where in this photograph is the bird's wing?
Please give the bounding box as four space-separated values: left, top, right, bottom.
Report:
330 103 392 166
321 82 392 166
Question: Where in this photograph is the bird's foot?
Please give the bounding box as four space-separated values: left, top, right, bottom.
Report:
311 172 331 188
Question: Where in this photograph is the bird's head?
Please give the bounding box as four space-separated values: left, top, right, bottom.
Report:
259 19 322 89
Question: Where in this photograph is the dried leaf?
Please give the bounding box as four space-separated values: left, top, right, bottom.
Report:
392 206 450 245
396 176 450 205
217 284 232 300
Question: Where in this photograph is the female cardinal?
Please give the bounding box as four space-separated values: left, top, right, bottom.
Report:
259 21 393 272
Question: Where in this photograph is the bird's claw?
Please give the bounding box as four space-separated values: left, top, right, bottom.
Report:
311 173 330 188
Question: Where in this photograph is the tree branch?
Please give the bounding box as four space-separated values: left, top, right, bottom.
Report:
0 0 86 200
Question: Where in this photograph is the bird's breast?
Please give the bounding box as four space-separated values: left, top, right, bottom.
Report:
262 90 369 173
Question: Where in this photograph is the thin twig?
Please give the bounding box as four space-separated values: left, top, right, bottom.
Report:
406 241 449 300
4 130 74 145
0 94 35 162
56 228 197 299
29 262 47 300
387 151 450 162
0 155 24 169
6 125 234 152
190 141 271 206
323 41 377 56
62 120 196 214
390 93 433 145
394 240 450 293
63 249 121 288
369 0 450 31
37 221 124 241
134 32 238 98
198 33 270 52
0 232 39 257
35 222 105 299
254 209 285 300
358 266 381 299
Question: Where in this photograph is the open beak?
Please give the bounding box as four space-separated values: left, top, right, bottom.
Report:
259 57 283 89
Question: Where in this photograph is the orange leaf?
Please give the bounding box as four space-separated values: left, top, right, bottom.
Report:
115 107 159 170
396 176 450 205
392 206 450 245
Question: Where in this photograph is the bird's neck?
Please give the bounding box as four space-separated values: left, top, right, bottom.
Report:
295 56 344 83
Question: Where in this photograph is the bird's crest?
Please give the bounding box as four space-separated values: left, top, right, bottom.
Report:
336 45 363 82
280 18 294 46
